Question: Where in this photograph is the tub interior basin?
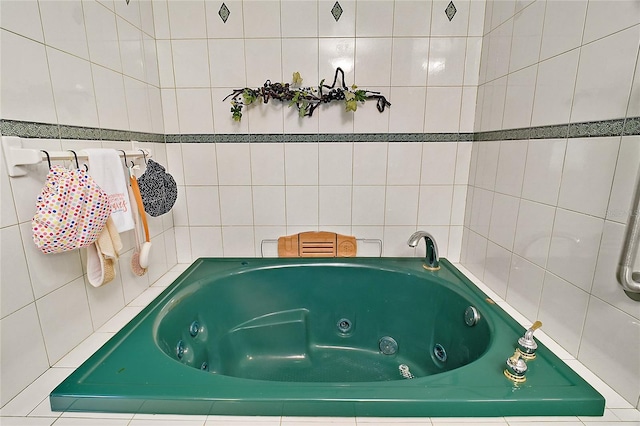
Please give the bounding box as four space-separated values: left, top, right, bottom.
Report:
155 265 491 382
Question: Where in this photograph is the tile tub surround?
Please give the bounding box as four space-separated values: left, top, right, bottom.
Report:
1 0 167 409
2 0 640 415
1 264 640 425
2 116 640 409
461 136 640 408
465 0 640 412
0 138 177 407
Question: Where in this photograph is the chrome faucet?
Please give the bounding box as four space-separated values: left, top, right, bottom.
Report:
407 231 440 270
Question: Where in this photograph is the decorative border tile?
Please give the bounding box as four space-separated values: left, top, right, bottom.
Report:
283 134 318 143
59 124 101 140
130 131 164 143
214 134 249 143
0 119 167 143
425 133 463 142
318 133 354 142
529 124 569 140
476 128 531 141
568 119 625 138
623 117 640 136
181 134 217 143
353 133 390 142
3 117 638 145
473 130 504 142
474 117 639 141
249 134 284 143
388 133 422 142
100 129 131 141
1 120 60 139
505 128 531 140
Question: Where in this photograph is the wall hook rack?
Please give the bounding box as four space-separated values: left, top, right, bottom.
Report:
1 136 152 177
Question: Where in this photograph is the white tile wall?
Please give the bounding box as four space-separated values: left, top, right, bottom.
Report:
92 65 130 130
0 0 44 42
0 0 173 407
118 17 146 82
607 136 640 223
167 0 206 39
171 137 472 266
520 138 565 206
502 65 536 129
494 140 526 197
84 0 123 72
48 48 100 127
465 0 640 409
508 0 544 73
582 0 640 45
0 30 58 124
557 137 619 219
506 254 545 321
0 303 50 407
546 208 604 292
176 88 214 133
126 78 154 132
40 0 90 60
571 25 639 123
538 272 589 357
539 0 586 61
172 40 210 88
531 49 579 126
356 0 394 37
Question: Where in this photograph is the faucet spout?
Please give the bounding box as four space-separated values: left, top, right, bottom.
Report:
407 231 440 271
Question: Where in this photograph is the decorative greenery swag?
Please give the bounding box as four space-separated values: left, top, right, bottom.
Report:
224 68 391 121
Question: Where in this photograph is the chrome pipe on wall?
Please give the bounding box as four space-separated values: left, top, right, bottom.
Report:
618 164 640 294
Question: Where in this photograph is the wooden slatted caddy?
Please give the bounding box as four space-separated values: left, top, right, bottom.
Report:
277 231 357 258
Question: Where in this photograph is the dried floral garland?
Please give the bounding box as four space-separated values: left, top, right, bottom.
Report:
223 68 391 121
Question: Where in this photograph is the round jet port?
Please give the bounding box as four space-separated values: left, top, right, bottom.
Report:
433 343 447 362
200 362 209 371
189 321 200 337
379 336 398 355
176 340 185 359
337 318 352 333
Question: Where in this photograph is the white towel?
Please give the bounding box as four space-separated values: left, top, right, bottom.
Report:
85 149 134 232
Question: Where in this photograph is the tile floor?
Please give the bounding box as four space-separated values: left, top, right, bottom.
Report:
1 264 639 426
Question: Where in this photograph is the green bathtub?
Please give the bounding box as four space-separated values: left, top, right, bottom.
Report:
50 258 604 417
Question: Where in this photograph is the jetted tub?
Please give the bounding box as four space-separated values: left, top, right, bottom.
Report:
51 258 604 417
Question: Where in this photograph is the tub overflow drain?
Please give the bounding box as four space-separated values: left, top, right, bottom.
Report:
464 306 480 326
